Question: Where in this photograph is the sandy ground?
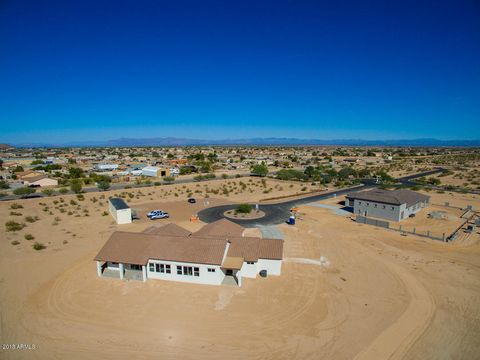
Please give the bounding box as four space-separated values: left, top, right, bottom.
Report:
1 182 479 359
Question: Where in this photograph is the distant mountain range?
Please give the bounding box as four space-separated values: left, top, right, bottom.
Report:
8 137 480 148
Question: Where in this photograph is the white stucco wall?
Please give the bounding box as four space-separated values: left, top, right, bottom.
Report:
116 208 132 224
147 259 224 286
240 262 258 278
257 259 282 276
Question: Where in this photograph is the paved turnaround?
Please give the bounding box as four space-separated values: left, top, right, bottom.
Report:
197 168 446 227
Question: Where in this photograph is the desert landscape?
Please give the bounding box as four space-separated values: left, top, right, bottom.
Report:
1 179 479 359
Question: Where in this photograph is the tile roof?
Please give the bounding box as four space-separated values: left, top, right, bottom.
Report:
346 189 430 207
193 218 245 237
95 221 284 266
142 223 192 237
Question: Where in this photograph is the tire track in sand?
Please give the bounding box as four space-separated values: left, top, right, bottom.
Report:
353 246 435 360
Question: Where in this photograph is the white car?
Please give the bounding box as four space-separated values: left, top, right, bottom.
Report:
150 211 169 220
147 210 163 217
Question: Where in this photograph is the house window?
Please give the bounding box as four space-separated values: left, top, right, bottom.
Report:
366 203 369 206
247 261 255 265
374 204 377 208
359 201 362 205
149 263 155 272
391 206 394 210
177 266 182 275
155 264 160 272
383 205 386 209
183 266 193 276
160 264 165 273
166 264 171 274
207 268 216 272
131 264 141 270
194 267 200 276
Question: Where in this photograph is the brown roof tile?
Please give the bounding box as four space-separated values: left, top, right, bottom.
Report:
194 218 245 237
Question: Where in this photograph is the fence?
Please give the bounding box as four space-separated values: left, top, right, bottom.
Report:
355 215 446 242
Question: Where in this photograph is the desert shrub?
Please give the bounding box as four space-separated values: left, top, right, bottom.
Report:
102 211 108 216
5 221 26 232
10 211 22 216
222 173 228 179
32 242 46 251
41 188 55 196
10 203 24 209
13 187 36 197
76 194 85 201
235 203 252 214
70 199 77 206
11 240 20 245
24 234 35 240
25 216 38 223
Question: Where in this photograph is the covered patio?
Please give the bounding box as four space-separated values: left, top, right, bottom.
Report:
221 256 244 286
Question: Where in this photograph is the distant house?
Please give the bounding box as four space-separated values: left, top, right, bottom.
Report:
94 163 119 171
346 189 430 222
19 172 58 187
94 219 284 286
108 197 132 224
141 166 170 177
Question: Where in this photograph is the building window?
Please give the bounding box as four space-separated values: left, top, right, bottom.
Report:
160 264 166 273
183 266 193 276
247 261 255 265
131 264 141 270
358 201 362 205
207 268 216 272
383 205 386 209
166 264 171 274
374 204 377 208
194 267 200 276
177 266 182 275
155 264 160 272
366 202 369 206
391 206 394 210
149 263 155 272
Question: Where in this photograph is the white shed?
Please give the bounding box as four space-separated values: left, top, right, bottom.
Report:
108 197 132 224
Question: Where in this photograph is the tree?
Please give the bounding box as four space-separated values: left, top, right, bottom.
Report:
70 179 83 194
13 165 24 173
250 163 268 177
304 166 316 178
0 180 9 189
13 186 36 197
68 167 84 179
0 159 3 169
167 153 175 159
97 181 111 191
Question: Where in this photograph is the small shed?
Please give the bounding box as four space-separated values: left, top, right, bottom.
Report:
108 197 132 224
141 166 170 177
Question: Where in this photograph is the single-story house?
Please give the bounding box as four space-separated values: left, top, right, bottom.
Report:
20 172 58 187
94 219 283 286
141 166 170 177
108 197 132 224
94 163 119 171
346 188 430 222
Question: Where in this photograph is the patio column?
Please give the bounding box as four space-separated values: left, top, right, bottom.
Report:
237 271 242 287
119 263 125 280
96 261 102 277
142 265 147 282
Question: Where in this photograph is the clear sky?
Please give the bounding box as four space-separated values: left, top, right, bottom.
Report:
1 0 479 143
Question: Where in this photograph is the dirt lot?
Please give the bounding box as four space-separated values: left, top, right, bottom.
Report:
0 185 479 359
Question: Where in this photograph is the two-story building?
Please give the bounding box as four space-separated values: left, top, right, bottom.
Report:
346 188 430 222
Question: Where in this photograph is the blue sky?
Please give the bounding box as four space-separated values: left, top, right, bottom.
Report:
1 0 479 143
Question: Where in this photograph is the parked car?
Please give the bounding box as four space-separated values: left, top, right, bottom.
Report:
150 211 169 220
188 198 196 204
147 210 163 217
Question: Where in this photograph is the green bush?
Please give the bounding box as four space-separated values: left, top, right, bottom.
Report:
10 203 23 209
24 234 35 240
163 176 175 183
11 240 20 245
32 242 46 251
5 221 26 232
235 203 252 214
41 188 55 196
13 187 36 197
58 187 69 194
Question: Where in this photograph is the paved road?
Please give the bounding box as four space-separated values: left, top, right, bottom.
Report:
197 168 447 227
